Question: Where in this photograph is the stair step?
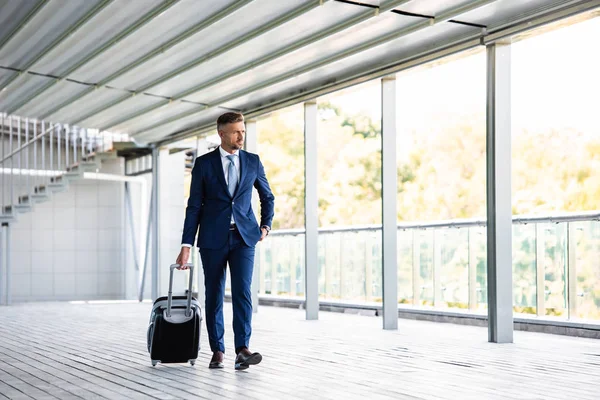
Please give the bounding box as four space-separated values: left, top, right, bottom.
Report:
64 171 83 180
2 206 21 221
50 175 66 183
67 162 98 172
31 193 51 203
18 195 34 205
14 203 33 213
47 182 68 192
34 185 49 194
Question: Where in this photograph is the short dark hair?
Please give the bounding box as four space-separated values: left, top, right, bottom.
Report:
217 112 244 131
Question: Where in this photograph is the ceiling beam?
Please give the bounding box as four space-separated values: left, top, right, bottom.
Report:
133 0 496 137
6 0 181 115
73 0 326 128
99 0 410 131
0 0 114 93
0 0 49 53
39 0 255 120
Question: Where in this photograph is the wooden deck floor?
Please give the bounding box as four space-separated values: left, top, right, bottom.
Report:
0 301 598 400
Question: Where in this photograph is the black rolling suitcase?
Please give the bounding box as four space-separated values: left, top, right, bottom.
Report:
147 263 202 366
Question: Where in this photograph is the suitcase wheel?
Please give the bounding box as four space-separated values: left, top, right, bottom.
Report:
152 360 159 367
189 359 196 366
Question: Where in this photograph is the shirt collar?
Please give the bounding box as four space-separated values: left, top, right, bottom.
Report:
219 146 239 158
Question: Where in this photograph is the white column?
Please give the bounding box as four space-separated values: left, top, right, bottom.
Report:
0 224 5 305
195 137 209 308
304 101 319 320
486 41 513 343
381 76 398 330
151 147 160 301
245 120 260 313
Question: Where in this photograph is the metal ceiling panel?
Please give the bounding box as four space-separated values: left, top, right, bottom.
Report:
226 23 479 111
0 0 44 48
184 12 435 104
15 80 89 118
395 0 481 17
0 73 53 109
69 0 239 84
109 101 202 135
453 0 576 29
48 87 128 124
109 0 307 92
134 107 226 142
147 1 367 98
31 0 164 76
79 94 170 131
0 0 104 69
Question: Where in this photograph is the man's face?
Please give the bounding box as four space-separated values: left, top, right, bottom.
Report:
219 121 245 152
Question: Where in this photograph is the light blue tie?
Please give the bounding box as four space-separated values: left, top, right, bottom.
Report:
226 155 237 196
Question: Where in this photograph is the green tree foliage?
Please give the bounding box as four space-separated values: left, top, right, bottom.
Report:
257 104 600 318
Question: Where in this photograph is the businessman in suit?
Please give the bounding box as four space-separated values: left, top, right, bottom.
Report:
176 112 274 370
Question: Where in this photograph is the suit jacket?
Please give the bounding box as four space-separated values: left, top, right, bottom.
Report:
181 148 275 249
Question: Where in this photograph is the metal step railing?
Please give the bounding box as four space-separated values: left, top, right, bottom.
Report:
0 112 128 223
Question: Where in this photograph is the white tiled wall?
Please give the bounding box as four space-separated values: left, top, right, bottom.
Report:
3 149 188 303
7 158 127 302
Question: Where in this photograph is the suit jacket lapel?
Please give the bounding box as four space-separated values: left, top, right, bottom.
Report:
211 148 230 197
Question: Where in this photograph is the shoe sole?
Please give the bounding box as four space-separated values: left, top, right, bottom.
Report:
235 353 262 370
209 362 224 369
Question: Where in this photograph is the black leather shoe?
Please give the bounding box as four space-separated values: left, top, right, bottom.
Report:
209 351 224 369
234 351 262 370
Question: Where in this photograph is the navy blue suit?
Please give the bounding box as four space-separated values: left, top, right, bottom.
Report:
182 147 274 353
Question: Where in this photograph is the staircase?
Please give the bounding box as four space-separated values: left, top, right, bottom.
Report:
0 113 130 225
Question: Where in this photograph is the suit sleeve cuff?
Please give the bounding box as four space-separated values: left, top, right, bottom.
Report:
181 243 193 248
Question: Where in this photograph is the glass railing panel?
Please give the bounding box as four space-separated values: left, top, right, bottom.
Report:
417 229 434 306
397 229 413 305
512 224 537 315
439 227 469 309
572 220 600 320
542 222 568 317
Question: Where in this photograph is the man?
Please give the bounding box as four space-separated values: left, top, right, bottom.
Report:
176 112 275 370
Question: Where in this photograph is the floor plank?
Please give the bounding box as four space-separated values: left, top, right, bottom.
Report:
0 301 598 400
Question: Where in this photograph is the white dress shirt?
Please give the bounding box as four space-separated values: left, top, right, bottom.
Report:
182 146 240 248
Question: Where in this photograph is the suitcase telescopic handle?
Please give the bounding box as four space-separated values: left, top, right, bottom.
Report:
167 263 194 318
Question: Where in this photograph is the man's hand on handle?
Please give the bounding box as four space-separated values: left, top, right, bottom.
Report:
176 247 191 270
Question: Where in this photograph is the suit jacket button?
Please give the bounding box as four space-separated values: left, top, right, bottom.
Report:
232 201 235 205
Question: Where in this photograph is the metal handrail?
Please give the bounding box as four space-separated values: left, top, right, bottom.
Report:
0 120 57 164
269 211 600 236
